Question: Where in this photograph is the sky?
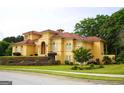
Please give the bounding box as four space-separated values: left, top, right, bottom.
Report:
0 7 122 40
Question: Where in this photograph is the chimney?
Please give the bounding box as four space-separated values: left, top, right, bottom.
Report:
56 29 64 33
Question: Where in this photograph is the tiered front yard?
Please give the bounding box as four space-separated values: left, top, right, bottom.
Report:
0 64 124 82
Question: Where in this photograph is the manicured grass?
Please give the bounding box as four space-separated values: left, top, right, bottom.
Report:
0 64 124 82
0 64 124 74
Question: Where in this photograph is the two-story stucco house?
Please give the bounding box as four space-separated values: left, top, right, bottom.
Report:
12 29 105 64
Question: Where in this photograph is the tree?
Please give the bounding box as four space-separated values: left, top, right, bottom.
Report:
3 35 24 43
0 41 10 56
0 35 23 56
116 51 124 64
100 8 124 54
74 15 109 36
5 46 12 56
73 47 93 65
74 8 124 55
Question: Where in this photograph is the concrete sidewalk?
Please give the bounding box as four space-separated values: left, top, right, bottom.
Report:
14 68 124 78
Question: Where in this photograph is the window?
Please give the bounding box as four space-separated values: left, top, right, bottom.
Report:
20 46 23 52
65 43 68 50
25 35 28 39
68 55 71 61
65 55 68 60
65 43 71 51
65 55 72 61
15 46 17 52
52 42 57 52
68 43 71 49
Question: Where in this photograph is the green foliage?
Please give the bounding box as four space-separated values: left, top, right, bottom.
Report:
102 56 112 64
73 47 93 64
55 60 61 65
99 8 124 54
116 51 124 64
0 35 24 56
64 60 73 65
87 59 100 65
13 52 21 56
70 62 74 65
74 8 124 55
3 35 24 43
5 46 12 56
64 60 70 65
0 41 10 56
89 64 95 69
99 64 104 68
71 65 78 70
74 15 109 36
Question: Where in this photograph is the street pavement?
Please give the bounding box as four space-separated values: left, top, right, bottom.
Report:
0 71 122 85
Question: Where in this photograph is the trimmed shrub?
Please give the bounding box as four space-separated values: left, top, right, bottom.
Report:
71 65 78 70
54 60 61 65
78 66 83 70
87 59 100 65
34 54 38 56
70 62 74 65
89 64 95 69
13 52 21 56
102 56 112 64
95 58 100 65
64 60 70 65
87 59 97 65
99 64 104 68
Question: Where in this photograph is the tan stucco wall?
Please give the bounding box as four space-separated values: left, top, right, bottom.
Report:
12 31 106 64
24 34 41 40
92 41 104 62
25 45 35 56
12 45 35 56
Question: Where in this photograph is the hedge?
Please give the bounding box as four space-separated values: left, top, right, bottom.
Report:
0 56 51 66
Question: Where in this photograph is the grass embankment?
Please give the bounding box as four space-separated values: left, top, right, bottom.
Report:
0 64 124 81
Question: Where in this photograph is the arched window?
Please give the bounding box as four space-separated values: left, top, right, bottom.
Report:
41 42 46 54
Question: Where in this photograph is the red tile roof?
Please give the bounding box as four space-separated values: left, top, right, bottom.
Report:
51 31 104 42
13 39 35 45
16 29 104 45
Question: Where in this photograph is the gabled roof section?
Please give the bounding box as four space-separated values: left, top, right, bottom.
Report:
23 31 41 36
13 39 35 45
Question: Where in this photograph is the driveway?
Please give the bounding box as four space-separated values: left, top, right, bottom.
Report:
0 71 122 85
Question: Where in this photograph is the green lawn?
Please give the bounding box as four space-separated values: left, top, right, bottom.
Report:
0 64 124 82
0 64 124 74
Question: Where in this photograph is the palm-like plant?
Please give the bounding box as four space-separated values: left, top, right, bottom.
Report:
73 47 93 65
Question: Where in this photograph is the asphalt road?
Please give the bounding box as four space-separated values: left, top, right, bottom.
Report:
0 71 122 85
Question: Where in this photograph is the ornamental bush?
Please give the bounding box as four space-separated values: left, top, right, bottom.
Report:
13 52 21 56
102 56 112 64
